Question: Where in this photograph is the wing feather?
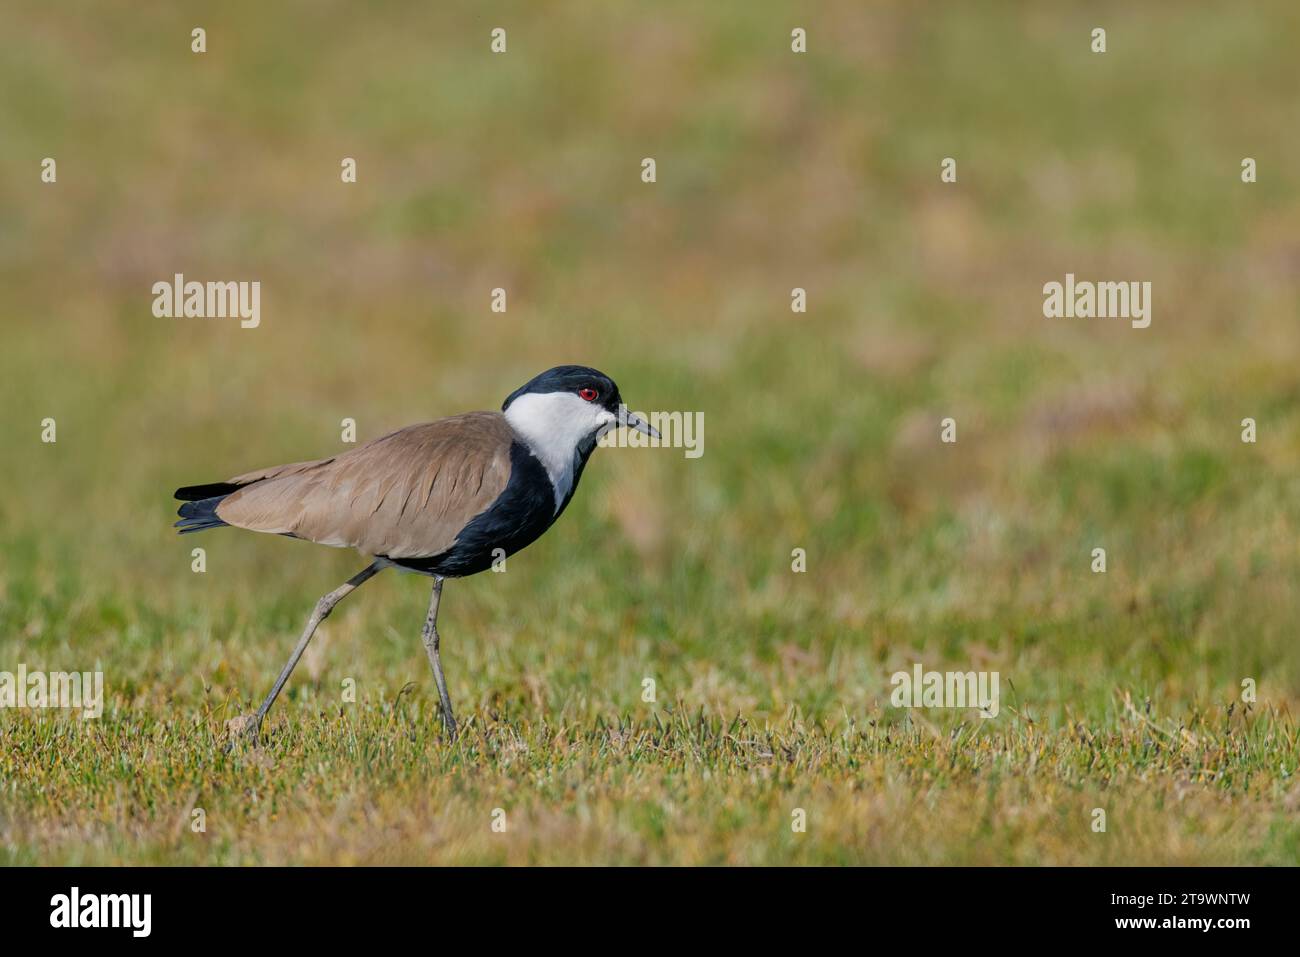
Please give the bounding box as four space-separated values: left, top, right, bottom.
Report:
215 412 515 558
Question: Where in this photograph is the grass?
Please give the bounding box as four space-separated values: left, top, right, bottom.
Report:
4 701 1297 865
2 1 1300 865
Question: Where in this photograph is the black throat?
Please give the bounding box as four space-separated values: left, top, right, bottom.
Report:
387 434 600 578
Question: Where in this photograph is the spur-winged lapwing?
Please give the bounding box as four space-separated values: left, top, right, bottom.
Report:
174 365 659 741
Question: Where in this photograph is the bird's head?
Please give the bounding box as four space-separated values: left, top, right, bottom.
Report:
502 365 659 455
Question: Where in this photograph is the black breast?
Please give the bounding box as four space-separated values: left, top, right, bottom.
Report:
389 438 593 578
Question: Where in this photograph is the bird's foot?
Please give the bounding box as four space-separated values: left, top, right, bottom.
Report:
224 713 263 752
439 708 458 740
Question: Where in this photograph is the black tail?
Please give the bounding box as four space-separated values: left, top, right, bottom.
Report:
174 483 241 534
175 482 242 501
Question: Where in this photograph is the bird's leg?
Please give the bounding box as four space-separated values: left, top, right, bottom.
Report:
228 562 383 748
420 576 457 737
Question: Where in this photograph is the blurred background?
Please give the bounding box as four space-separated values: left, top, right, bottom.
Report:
1 1 1299 863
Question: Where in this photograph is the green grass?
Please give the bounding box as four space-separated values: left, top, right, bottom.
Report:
2 1 1300 865
3 701 1297 865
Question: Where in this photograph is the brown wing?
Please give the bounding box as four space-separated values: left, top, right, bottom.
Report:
216 412 515 559
226 457 336 485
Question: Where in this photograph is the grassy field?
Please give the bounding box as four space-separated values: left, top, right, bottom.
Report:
2 1 1299 865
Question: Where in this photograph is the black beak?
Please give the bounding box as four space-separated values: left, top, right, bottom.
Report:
617 404 660 438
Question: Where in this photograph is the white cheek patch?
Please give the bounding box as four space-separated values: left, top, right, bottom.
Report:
504 392 615 511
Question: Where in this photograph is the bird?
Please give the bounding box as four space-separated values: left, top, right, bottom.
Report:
173 365 659 743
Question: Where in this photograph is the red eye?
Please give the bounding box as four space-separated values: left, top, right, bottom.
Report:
578 388 598 402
